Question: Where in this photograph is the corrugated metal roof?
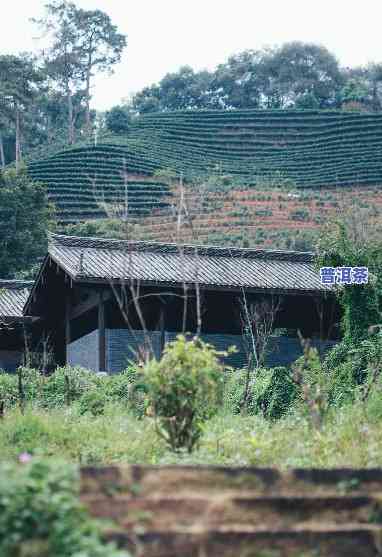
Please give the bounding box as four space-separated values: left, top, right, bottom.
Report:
47 233 330 294
0 281 33 321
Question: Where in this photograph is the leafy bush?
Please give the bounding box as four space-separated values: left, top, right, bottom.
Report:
223 366 297 419
0 364 150 417
103 366 148 417
40 366 102 408
143 335 224 452
289 208 311 221
79 390 108 416
326 331 382 405
257 367 298 419
0 371 18 408
0 458 129 557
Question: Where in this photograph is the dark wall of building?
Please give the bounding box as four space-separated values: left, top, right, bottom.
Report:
103 287 340 339
66 327 337 374
0 350 22 372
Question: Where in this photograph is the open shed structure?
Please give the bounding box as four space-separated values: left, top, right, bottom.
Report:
18 234 340 373
0 280 35 372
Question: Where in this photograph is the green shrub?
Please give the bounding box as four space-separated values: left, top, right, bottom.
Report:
0 458 129 557
326 331 382 406
0 372 18 408
0 368 46 409
79 390 107 416
223 368 248 413
41 366 101 408
252 367 298 419
143 335 224 452
289 208 311 221
106 366 148 417
0 365 151 416
223 367 297 419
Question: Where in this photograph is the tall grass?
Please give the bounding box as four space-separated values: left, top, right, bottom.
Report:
1 398 382 468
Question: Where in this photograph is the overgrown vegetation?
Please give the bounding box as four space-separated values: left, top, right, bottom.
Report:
0 458 129 557
0 308 380 552
317 216 382 406
1 375 382 467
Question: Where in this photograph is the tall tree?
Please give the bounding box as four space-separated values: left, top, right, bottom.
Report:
212 50 267 109
33 1 83 145
73 7 126 135
131 42 345 113
33 1 126 142
105 104 130 134
0 55 43 170
262 42 343 108
342 64 382 111
132 66 214 113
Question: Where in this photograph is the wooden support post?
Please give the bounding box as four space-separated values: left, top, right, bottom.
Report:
65 296 71 365
98 291 106 372
159 304 165 358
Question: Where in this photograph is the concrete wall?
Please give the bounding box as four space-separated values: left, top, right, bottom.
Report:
67 329 99 371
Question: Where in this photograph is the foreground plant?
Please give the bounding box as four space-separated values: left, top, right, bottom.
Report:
0 457 129 557
143 335 225 453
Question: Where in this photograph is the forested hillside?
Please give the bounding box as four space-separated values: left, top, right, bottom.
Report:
27 109 382 228
2 1 382 258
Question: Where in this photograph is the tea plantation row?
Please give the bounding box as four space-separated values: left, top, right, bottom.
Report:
27 109 382 223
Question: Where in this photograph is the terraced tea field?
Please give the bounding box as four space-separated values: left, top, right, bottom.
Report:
127 109 382 188
27 109 382 230
133 185 382 249
28 146 171 224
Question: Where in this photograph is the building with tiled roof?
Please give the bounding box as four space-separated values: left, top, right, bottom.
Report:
16 234 339 373
0 280 34 371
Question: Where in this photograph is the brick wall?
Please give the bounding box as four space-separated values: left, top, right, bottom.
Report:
107 330 337 373
106 329 162 373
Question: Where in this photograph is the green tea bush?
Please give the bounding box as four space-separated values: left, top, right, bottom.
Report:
289 208 311 222
0 458 129 557
143 335 224 452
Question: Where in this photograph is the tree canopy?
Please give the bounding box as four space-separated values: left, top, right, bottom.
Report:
131 42 380 114
0 167 53 278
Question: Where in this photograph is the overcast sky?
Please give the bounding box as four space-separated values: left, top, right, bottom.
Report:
2 0 382 111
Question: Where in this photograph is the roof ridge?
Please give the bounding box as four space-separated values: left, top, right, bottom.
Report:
48 233 315 262
0 280 34 288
